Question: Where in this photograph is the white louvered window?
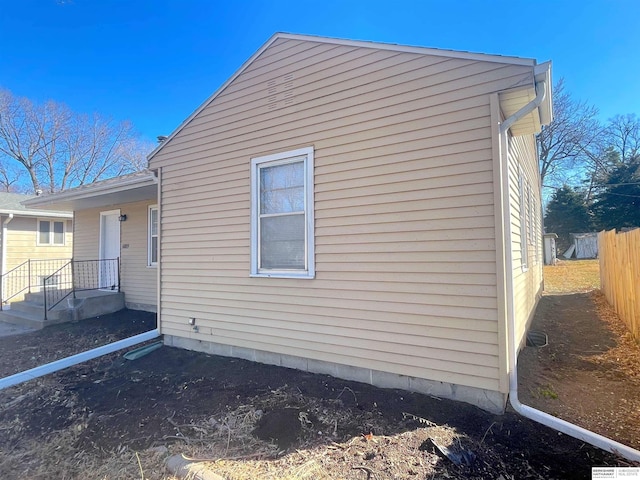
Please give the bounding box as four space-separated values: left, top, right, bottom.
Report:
251 147 315 278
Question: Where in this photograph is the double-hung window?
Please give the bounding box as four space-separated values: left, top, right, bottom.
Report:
148 206 158 266
251 147 315 278
38 219 65 246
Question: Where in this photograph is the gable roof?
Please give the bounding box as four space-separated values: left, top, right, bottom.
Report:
22 171 157 211
0 192 72 218
147 32 546 162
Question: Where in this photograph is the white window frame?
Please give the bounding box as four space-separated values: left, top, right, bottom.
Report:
37 219 66 246
250 146 315 279
148 205 158 267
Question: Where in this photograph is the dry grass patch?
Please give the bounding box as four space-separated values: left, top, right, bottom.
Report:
0 428 179 480
544 259 600 293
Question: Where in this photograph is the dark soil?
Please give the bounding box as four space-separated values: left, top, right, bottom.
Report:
0 308 633 479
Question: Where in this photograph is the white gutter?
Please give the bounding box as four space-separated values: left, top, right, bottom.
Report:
0 210 73 219
500 81 640 462
23 172 157 209
0 329 160 391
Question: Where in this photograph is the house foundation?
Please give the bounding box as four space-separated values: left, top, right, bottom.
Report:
163 334 507 414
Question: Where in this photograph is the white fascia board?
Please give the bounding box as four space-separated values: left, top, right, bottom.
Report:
23 175 158 209
147 32 536 163
0 210 73 218
277 32 536 66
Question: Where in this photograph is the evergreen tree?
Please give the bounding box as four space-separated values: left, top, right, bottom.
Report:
544 185 593 252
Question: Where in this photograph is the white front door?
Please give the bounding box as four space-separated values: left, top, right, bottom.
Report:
99 210 120 289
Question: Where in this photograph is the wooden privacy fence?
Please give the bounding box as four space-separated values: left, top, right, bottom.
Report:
598 229 640 341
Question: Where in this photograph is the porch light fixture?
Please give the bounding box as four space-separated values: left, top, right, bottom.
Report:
118 214 127 222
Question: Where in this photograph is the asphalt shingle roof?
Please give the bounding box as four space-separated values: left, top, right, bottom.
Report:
0 192 71 216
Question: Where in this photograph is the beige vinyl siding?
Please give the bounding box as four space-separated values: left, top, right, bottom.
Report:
4 216 72 272
151 38 535 392
508 134 544 347
73 201 157 311
0 216 72 303
72 210 99 261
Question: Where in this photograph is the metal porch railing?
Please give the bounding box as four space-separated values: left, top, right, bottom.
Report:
0 258 71 309
43 258 120 320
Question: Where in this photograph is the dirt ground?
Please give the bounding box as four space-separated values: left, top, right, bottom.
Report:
0 283 638 479
519 290 640 449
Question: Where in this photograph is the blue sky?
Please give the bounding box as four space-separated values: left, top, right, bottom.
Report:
1 0 638 143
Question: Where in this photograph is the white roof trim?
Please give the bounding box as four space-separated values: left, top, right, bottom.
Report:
278 33 536 65
148 32 537 162
0 209 72 219
23 173 157 209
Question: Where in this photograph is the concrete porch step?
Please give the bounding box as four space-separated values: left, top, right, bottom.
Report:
0 290 125 330
23 290 73 306
0 309 50 330
11 300 65 321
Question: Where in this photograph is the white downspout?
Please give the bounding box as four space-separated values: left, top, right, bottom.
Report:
1 214 14 306
155 168 162 339
0 329 160 390
1 214 13 276
500 82 640 461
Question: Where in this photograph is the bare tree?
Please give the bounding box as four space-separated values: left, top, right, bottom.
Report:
0 161 25 192
580 115 640 202
0 88 151 194
606 114 639 163
0 90 54 191
537 79 602 193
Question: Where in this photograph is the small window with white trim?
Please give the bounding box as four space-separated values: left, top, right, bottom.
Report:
148 205 158 266
38 219 65 246
251 147 315 278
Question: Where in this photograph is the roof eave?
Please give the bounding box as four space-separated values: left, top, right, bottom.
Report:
0 209 73 218
534 61 553 126
23 174 158 211
24 175 156 207
499 61 553 136
276 32 536 66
